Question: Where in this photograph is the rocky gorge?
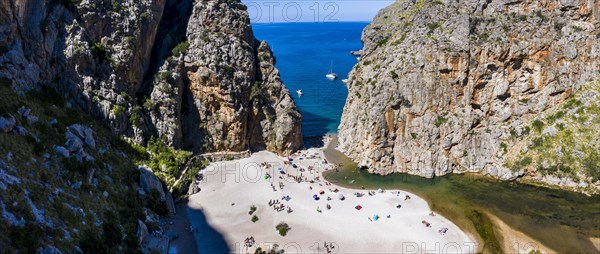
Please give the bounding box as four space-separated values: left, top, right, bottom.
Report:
0 0 302 155
2 0 600 252
338 0 600 193
0 0 301 252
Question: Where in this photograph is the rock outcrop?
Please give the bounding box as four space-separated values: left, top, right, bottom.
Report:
338 0 600 187
146 0 302 154
139 166 167 202
0 115 16 133
0 0 301 155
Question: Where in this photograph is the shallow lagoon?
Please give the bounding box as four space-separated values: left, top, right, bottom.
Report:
323 138 600 253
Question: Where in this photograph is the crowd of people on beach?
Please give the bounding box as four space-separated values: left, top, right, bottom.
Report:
323 242 336 253
268 198 293 213
243 236 256 250
191 139 456 253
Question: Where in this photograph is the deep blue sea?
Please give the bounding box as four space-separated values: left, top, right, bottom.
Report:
252 22 367 138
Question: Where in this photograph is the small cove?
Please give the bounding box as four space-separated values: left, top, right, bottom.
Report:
253 22 600 253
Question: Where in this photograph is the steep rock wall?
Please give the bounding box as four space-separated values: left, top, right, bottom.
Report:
0 0 302 155
146 0 302 154
338 0 600 188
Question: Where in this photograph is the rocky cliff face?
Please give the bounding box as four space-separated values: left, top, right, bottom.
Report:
338 0 600 190
0 0 301 155
152 0 302 154
0 0 301 251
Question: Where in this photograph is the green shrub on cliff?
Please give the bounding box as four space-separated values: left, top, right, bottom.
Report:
146 138 192 178
251 81 264 100
172 40 189 56
91 42 110 63
111 105 126 117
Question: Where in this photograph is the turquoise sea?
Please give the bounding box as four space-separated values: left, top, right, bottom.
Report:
252 22 367 138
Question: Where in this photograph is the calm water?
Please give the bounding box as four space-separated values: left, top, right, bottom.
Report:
323 138 600 253
253 22 366 137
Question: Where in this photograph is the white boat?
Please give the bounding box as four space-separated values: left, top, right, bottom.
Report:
342 79 348 84
326 61 338 80
296 89 303 96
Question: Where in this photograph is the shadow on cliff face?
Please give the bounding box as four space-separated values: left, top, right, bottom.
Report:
137 0 196 141
187 206 231 254
181 80 209 153
142 0 194 84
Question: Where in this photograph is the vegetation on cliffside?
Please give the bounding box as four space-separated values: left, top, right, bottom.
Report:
504 81 600 193
0 78 158 252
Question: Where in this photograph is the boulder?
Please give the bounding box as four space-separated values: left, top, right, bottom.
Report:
54 146 70 158
82 154 95 162
66 124 96 150
17 106 31 118
67 124 86 139
26 115 38 125
0 115 16 133
65 131 83 153
71 181 82 190
139 166 166 202
13 126 28 136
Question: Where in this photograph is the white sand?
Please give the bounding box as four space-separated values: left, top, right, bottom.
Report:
187 147 477 253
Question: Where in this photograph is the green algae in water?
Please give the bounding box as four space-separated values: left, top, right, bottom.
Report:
323 138 600 253
468 210 502 253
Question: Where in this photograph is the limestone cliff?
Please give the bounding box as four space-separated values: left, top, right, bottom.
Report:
338 0 600 191
0 0 302 155
148 0 302 154
0 0 301 252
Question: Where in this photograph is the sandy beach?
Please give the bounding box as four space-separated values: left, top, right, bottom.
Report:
184 142 477 253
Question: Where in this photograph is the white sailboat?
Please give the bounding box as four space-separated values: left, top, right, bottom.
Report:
326 61 338 80
296 89 303 96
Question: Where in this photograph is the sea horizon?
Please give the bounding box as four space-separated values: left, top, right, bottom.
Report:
253 22 367 138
